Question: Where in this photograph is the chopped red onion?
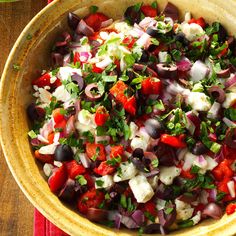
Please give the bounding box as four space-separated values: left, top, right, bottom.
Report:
63 53 71 66
76 19 94 36
199 190 209 205
74 99 81 117
208 189 217 201
176 57 192 71
139 17 157 29
131 210 145 226
53 132 60 144
190 60 209 82
202 203 223 219
85 83 102 101
120 215 139 229
96 57 113 69
135 33 151 49
40 119 54 139
196 155 207 168
100 18 113 28
225 74 236 88
186 116 196 135
79 153 91 168
216 68 231 78
164 17 174 27
79 51 91 62
223 117 236 128
177 148 188 161
31 138 42 146
95 135 110 144
207 102 221 119
115 214 122 229
208 133 217 142
144 170 159 177
105 145 111 155
65 115 75 137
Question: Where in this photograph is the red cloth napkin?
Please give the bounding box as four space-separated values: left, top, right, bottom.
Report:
34 209 69 236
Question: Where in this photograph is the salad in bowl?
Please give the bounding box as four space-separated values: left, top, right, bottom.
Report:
27 1 236 234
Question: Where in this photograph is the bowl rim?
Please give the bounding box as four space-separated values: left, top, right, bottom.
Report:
1 0 236 236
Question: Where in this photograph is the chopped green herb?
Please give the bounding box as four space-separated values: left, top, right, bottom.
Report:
144 212 155 222
165 207 174 215
89 5 98 13
28 130 37 139
26 34 32 40
151 159 159 168
120 194 127 208
75 175 87 186
82 131 95 143
13 63 20 71
95 179 104 187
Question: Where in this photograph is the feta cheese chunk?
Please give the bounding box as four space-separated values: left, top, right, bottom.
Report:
129 175 154 203
58 66 82 81
38 88 51 104
129 122 139 140
78 109 93 125
222 92 236 108
181 23 204 41
113 162 138 182
227 180 236 198
38 144 57 155
95 175 114 189
159 166 181 185
175 199 194 220
187 92 211 111
52 85 71 103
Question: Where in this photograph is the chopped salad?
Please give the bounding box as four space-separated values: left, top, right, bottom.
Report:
27 1 236 234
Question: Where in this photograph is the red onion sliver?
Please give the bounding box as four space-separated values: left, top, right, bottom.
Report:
225 74 236 88
202 203 223 219
79 153 91 168
120 216 139 229
208 189 217 201
223 117 236 128
65 115 75 137
176 57 192 71
100 18 113 28
95 135 110 144
190 60 209 82
131 210 145 226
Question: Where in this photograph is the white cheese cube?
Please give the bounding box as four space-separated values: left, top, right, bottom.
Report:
95 175 114 189
78 109 93 125
38 88 51 104
129 175 154 203
52 85 71 103
130 137 149 151
175 199 194 220
159 166 181 185
38 144 57 155
181 23 204 41
58 66 82 81
113 162 138 182
187 92 211 111
222 92 236 108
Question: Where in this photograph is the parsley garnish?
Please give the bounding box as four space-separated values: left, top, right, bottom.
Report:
75 175 87 186
95 179 104 187
89 5 98 13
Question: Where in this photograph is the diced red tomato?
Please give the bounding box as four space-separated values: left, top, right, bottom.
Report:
123 96 137 116
77 188 104 214
188 17 206 28
160 134 187 148
110 80 128 105
180 168 196 179
65 160 86 179
32 73 61 88
54 118 67 133
32 73 51 87
84 12 109 32
218 47 228 58
141 5 158 17
73 52 80 64
34 150 54 163
84 173 95 188
52 108 65 124
223 144 236 160
143 201 158 217
212 159 233 181
94 161 115 176
92 64 104 73
141 77 162 95
122 36 136 49
94 106 109 126
110 145 124 159
48 165 68 193
86 143 106 161
226 203 236 215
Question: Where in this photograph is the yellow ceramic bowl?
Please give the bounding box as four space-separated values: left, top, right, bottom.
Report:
1 0 236 235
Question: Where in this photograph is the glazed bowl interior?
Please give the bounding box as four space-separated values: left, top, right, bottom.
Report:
1 0 236 235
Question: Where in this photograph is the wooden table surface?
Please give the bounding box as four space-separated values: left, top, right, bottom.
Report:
0 1 46 235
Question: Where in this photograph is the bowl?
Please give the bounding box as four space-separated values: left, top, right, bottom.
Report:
1 0 236 235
